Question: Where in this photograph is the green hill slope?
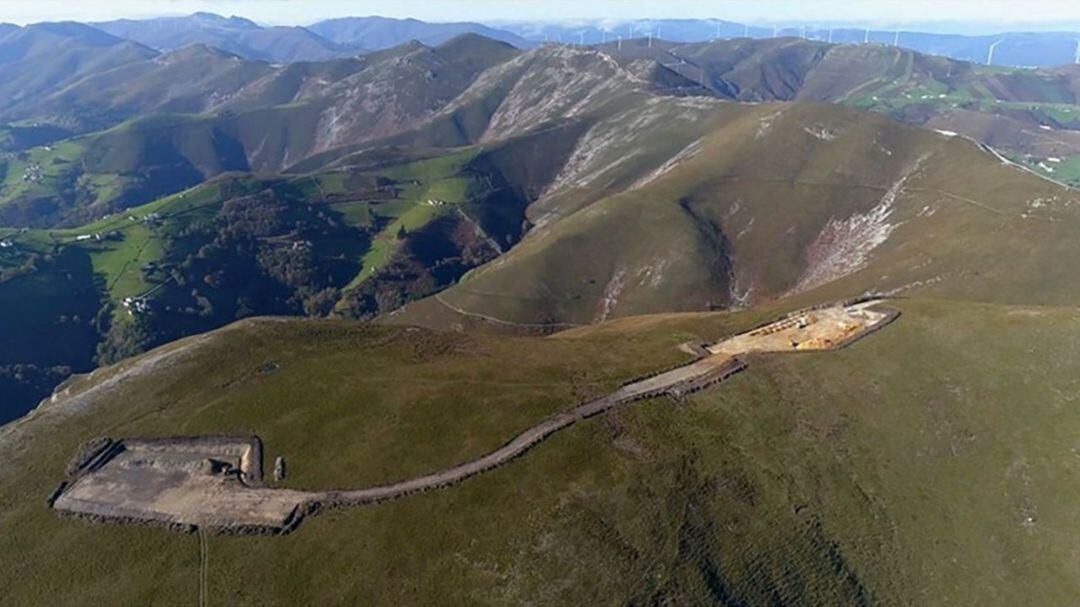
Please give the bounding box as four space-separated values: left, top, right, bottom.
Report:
0 142 540 418
391 101 1080 330
603 37 1080 183
0 22 157 122
0 298 1076 604
0 36 521 228
10 35 1080 229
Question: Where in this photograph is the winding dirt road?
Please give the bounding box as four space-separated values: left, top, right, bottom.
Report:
52 300 897 534
290 299 898 527
320 355 746 508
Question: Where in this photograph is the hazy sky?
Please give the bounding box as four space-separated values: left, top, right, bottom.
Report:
2 0 1080 31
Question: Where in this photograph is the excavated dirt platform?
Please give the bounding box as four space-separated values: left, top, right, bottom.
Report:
50 298 897 535
50 437 311 533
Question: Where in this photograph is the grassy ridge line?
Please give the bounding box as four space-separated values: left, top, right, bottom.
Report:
1 299 1078 604
396 101 1080 330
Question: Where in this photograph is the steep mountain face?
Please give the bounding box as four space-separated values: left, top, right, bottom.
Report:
7 35 1080 231
293 35 520 155
308 16 531 51
392 101 1080 329
92 12 354 63
307 41 709 164
0 23 157 118
19 45 278 133
5 33 1080 411
0 36 522 227
598 38 1080 183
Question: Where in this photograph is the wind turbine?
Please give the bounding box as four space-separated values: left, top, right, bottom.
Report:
987 39 1004 65
602 29 606 44
773 25 779 38
864 28 870 44
801 25 807 39
579 32 585 46
618 35 622 50
893 30 900 47
1074 38 1079 64
828 28 833 44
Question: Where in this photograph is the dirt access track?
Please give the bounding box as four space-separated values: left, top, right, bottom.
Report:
50 298 898 535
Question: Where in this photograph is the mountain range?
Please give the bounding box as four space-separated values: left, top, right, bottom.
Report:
499 20 1080 68
92 12 352 63
0 10 1079 606
3 25 1080 422
3 13 1080 68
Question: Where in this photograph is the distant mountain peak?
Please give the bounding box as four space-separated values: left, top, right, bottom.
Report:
308 16 532 51
22 21 126 46
160 42 242 62
438 31 515 49
189 12 259 29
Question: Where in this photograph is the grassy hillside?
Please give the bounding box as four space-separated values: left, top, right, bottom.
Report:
0 115 254 228
0 298 1076 604
396 101 1080 329
8 35 1080 229
0 36 522 228
0 143 536 418
601 38 1080 180
9 94 1078 410
93 13 355 63
0 23 157 121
